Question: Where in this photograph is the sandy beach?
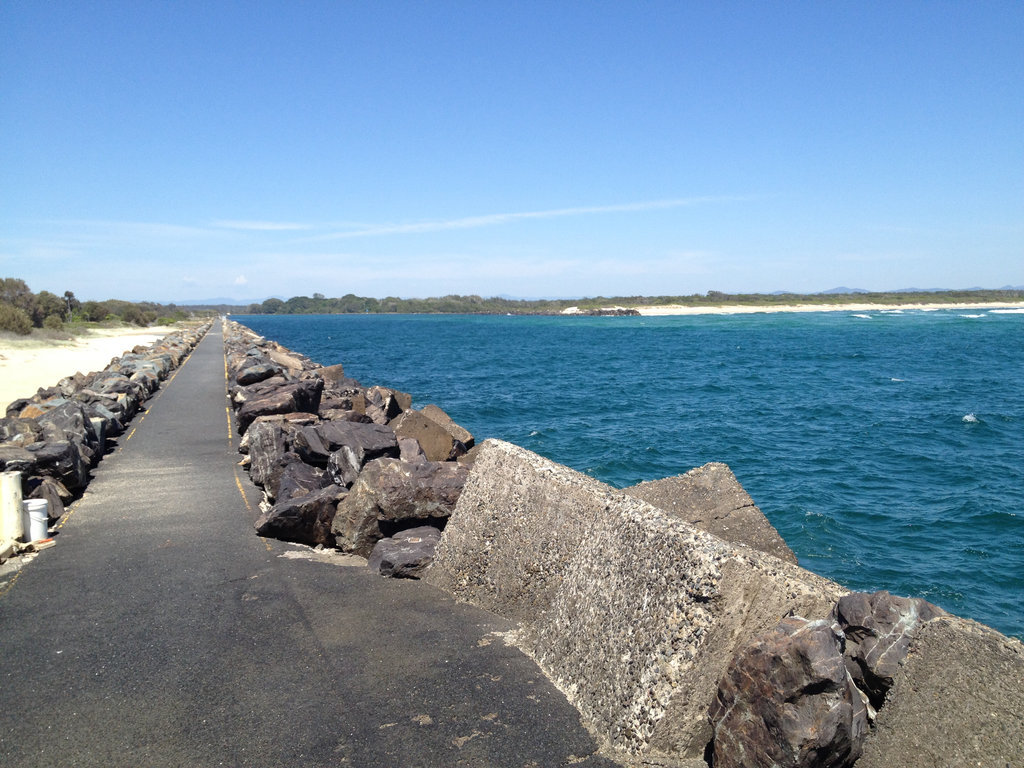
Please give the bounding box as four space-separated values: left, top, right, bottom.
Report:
630 301 1024 316
0 327 171 411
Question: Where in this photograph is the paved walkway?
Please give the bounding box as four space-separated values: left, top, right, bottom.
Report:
0 324 617 767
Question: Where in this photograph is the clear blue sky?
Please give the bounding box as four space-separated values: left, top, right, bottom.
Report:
2 1 1021 303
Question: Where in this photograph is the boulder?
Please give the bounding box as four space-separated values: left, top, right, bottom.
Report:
275 456 329 502
421 403 475 449
245 421 289 489
364 385 410 425
398 436 427 463
306 363 348 389
236 378 324 433
292 420 398 479
24 439 90 491
0 444 38 474
854 616 1024 768
332 458 469 556
254 483 346 547
367 526 443 578
0 417 43 445
427 440 843 759
236 363 281 386
389 410 467 461
832 590 946 709
624 462 796 563
709 616 868 768
34 401 101 454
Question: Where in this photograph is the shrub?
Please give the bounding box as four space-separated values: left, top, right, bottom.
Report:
43 314 64 330
0 302 32 334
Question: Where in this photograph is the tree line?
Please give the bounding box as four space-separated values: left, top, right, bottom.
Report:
243 288 1024 316
0 277 194 335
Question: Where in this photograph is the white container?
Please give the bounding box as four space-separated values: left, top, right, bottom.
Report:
1 471 24 552
22 499 49 542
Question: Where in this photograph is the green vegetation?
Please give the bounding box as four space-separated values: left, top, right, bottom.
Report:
0 277 205 336
242 288 1024 316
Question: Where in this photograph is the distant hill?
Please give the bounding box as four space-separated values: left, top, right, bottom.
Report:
819 287 870 294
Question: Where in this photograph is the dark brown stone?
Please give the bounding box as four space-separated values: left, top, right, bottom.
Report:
710 616 868 768
254 483 346 547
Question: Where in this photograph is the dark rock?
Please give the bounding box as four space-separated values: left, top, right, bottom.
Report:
367 526 442 578
389 410 467 461
6 398 34 419
236 363 281 386
24 439 90 491
28 477 66 522
0 417 43 445
34 401 101 454
292 420 398 477
236 378 324 433
254 483 346 547
364 385 410 424
306 363 348 389
245 421 288 489
421 404 475 449
832 590 946 709
332 458 469 556
710 615 868 768
0 444 38 474
624 462 797 564
276 456 329 501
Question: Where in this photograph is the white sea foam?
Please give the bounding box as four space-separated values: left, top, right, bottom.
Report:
890 377 906 382
962 413 979 423
990 308 1024 314
852 314 872 319
881 309 904 314
959 314 986 319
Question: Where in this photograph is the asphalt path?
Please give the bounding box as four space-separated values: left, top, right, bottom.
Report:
0 323 619 767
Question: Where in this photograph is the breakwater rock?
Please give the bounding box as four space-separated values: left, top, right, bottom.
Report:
224 320 473 573
0 323 210 550
225 321 1024 767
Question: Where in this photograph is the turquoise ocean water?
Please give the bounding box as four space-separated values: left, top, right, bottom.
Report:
237 310 1023 639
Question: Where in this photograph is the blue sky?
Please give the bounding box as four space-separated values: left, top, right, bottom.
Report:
2 1 1021 303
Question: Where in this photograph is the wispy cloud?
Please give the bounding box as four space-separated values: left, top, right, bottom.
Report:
212 220 312 231
310 196 743 241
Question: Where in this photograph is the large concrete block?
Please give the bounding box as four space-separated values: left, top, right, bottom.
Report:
856 615 1024 768
427 439 843 759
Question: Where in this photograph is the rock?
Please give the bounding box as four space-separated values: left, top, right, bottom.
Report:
0 444 38 474
236 363 281 386
398 436 428 463
389 410 467 461
35 401 102 455
254 483 346 547
275 456 329 501
624 462 796 563
292 420 399 479
0 417 43 445
245 421 288 489
332 458 469 556
236 378 324 433
24 439 90 491
709 616 868 768
854 616 1024 768
306 363 348 389
266 347 309 375
421 404 475 449
832 590 946 709
426 439 843 759
367 526 443 578
28 476 66 522
364 385 410 424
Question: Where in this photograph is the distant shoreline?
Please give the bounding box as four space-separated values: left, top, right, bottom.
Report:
629 301 1024 316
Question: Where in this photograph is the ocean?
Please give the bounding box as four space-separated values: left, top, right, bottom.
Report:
236 309 1023 639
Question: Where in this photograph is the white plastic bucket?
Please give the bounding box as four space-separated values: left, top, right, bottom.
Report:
22 499 49 542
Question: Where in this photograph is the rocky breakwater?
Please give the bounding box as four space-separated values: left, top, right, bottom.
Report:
224 320 475 578
223 321 1022 768
0 324 211 555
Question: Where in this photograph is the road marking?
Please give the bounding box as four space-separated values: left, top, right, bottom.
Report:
226 407 233 441
233 466 271 551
